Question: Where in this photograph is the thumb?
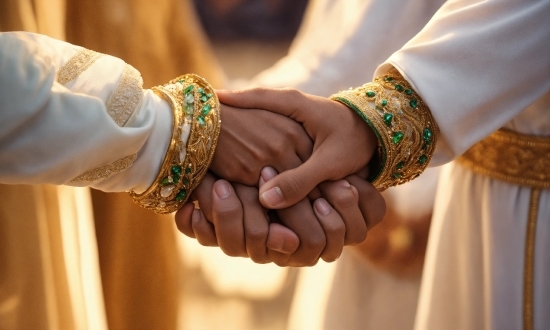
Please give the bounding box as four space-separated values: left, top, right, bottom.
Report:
259 153 330 209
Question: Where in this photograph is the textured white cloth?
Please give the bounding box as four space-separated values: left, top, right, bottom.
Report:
376 0 550 329
255 0 550 329
0 31 174 193
251 0 444 329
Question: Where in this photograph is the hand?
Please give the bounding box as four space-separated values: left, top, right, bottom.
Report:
174 169 386 266
209 103 313 186
216 88 378 209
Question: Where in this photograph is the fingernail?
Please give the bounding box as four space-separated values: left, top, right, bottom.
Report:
261 187 283 207
314 198 331 216
192 209 201 223
214 181 231 199
340 180 351 188
267 236 284 252
261 167 278 181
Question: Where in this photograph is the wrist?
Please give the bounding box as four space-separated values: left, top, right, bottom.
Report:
330 69 438 189
129 74 221 214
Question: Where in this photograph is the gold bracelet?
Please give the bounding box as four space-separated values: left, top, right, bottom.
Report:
129 74 221 214
330 69 438 190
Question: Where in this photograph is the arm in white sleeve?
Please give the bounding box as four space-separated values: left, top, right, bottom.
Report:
375 0 550 165
0 32 177 193
248 0 445 96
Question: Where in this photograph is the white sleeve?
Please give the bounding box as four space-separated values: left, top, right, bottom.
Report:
0 32 175 193
375 0 550 165
248 0 445 96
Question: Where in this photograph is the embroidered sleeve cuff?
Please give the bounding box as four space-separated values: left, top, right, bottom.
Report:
330 69 438 190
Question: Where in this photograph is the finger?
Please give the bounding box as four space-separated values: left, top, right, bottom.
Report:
217 87 312 120
259 151 332 209
260 166 322 202
191 172 217 222
174 202 197 238
346 175 386 229
232 183 270 263
277 198 326 267
266 223 300 255
312 198 346 262
191 209 218 247
211 180 247 257
320 180 366 245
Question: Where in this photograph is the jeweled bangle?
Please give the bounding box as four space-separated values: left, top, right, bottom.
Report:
129 74 221 214
330 69 438 190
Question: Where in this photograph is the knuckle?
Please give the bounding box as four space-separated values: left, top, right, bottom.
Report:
347 226 367 245
245 227 267 244
332 190 357 209
221 246 247 258
250 254 270 264
323 220 346 237
196 236 217 247
215 204 241 222
301 233 326 253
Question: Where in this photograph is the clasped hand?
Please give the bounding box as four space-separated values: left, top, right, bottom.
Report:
175 88 386 266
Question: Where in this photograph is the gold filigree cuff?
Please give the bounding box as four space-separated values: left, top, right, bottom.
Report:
330 69 438 190
129 74 221 214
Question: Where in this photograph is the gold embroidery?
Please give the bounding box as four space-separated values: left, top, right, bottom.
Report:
106 64 144 127
57 49 103 85
129 74 221 214
457 129 550 188
523 188 540 330
330 69 438 190
68 154 137 184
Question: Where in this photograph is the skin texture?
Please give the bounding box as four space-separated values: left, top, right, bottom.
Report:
175 169 386 266
175 88 385 266
216 88 378 209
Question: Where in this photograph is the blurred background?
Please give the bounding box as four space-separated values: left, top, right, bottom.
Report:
0 0 436 329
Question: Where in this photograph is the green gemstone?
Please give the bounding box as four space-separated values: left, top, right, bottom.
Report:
405 89 413 95
396 161 405 170
395 84 404 92
185 105 193 115
171 166 182 175
392 131 404 144
184 85 194 94
202 104 212 115
198 87 205 95
197 116 206 126
175 189 187 202
385 77 394 82
200 95 208 102
185 166 192 174
381 99 388 107
423 128 433 144
383 113 394 127
178 79 185 84
160 177 172 186
366 90 376 98
393 173 403 179
183 178 190 185
419 155 428 165
410 99 418 108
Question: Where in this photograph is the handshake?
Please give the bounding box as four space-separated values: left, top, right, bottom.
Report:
174 87 386 267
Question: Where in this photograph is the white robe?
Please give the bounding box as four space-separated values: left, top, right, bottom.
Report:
255 0 550 329
0 31 177 329
378 0 550 328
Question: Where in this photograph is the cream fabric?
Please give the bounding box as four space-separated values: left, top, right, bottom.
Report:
0 31 181 330
255 0 550 329
251 0 444 329
373 0 550 329
0 32 175 193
